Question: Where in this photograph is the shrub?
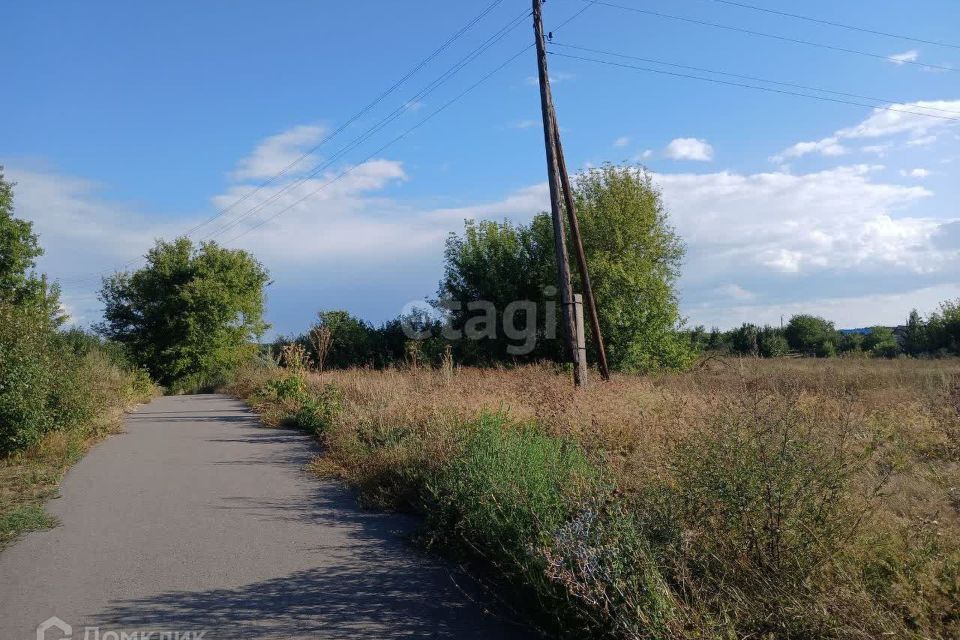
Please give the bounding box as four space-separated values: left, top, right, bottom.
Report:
426 413 602 629
0 303 54 454
542 501 679 638
637 392 892 637
292 384 342 434
786 314 839 357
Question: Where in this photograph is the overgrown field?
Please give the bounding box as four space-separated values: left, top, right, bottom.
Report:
230 357 960 639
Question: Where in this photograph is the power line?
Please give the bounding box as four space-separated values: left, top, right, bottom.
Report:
179 0 508 241
220 3 594 246
548 50 960 122
201 8 532 242
551 42 960 116
221 46 535 246
588 0 957 73
700 0 960 50
58 2 523 285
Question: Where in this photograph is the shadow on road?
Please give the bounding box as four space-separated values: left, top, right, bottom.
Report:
89 401 534 640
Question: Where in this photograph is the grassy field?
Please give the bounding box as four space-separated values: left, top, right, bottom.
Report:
231 357 960 639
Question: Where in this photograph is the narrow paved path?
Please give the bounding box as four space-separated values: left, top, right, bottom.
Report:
0 395 530 640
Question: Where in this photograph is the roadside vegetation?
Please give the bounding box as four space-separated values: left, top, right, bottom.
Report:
231 355 960 639
0 169 157 547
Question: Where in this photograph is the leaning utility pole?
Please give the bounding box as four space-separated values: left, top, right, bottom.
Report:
533 0 610 385
552 121 611 381
533 0 585 387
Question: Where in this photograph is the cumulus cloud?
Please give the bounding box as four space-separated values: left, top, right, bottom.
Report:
231 124 326 181
613 136 630 148
664 138 714 161
658 164 940 275
770 136 847 163
772 100 960 163
836 100 960 141
888 50 919 65
900 168 931 178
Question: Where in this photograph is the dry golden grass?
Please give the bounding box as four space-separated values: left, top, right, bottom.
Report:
233 357 960 638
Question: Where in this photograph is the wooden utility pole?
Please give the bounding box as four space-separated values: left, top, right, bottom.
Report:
552 121 611 381
533 0 585 387
533 0 610 384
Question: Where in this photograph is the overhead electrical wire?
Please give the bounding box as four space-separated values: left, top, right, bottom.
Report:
180 0 508 240
58 0 520 285
588 0 957 73
221 45 536 246
199 7 532 242
551 42 960 116
219 3 597 245
548 50 960 122
700 0 960 50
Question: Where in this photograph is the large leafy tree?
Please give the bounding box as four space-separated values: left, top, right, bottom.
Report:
438 164 694 371
572 164 691 371
98 237 269 390
438 216 560 363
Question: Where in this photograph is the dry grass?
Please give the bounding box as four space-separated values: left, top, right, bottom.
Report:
232 357 960 638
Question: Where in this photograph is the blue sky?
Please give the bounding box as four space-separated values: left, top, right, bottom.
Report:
3 0 959 335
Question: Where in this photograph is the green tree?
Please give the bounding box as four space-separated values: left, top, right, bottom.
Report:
927 299 960 355
573 164 693 371
901 309 928 356
438 164 694 372
785 315 839 357
438 216 559 364
730 323 760 356
0 168 63 325
98 237 269 391
863 326 900 358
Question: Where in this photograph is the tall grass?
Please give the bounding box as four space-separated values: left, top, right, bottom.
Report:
230 358 960 638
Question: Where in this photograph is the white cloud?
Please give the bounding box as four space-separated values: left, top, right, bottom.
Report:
888 50 919 65
664 138 714 161
231 124 326 181
836 100 960 141
773 100 960 163
718 284 755 301
770 136 847 163
656 164 947 279
906 135 937 147
900 168 931 178
509 119 539 130
613 136 630 148
861 144 890 156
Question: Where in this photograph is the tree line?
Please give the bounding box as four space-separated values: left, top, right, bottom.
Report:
691 307 960 359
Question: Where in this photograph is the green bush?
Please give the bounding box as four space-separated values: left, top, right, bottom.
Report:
292 384 342 434
0 303 55 454
426 413 604 631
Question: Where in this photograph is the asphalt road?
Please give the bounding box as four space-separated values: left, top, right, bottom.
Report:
0 394 530 640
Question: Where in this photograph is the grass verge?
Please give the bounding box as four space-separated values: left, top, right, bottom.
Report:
0 356 158 549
